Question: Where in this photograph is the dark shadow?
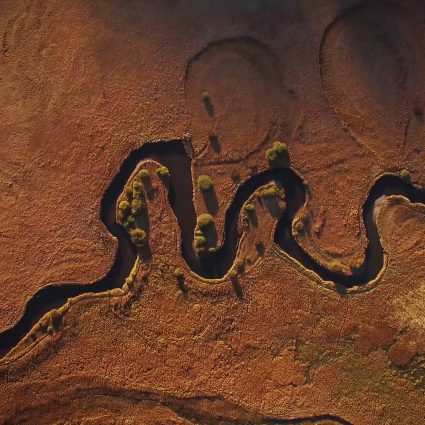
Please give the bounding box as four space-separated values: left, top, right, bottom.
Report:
141 177 155 200
247 210 258 227
262 195 284 219
255 242 266 257
202 94 214 117
231 278 243 299
202 187 219 215
200 221 218 252
209 134 221 152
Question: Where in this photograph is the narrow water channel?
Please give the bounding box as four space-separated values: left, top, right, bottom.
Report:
0 139 424 356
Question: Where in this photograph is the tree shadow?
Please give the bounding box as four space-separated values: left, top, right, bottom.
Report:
202 187 219 215
209 134 221 153
231 277 243 299
141 176 156 201
262 196 283 219
202 93 214 117
247 210 258 227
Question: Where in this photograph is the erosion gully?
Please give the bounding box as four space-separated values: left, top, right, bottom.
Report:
1 140 424 357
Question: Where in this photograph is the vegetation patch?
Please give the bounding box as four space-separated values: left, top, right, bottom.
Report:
173 268 184 282
198 174 213 191
130 228 147 248
139 169 150 180
123 215 136 230
244 203 255 212
400 168 411 183
266 141 289 168
261 186 279 198
131 198 145 215
156 165 170 177
328 260 346 274
197 213 214 229
194 235 206 253
118 200 131 215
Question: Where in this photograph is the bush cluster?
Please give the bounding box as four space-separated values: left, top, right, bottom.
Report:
261 186 278 198
156 166 170 178
139 169 150 180
131 198 145 215
328 260 345 274
266 141 289 167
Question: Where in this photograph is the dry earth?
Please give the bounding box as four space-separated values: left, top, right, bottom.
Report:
0 0 425 424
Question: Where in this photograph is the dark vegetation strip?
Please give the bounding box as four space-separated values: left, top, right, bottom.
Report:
1 140 425 356
4 385 354 425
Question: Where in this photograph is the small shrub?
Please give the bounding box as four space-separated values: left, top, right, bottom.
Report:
228 269 237 279
400 169 411 183
156 166 170 178
197 213 214 229
132 180 142 192
130 228 147 247
261 186 278 198
328 260 345 274
118 200 131 214
201 91 210 101
194 235 206 247
123 215 136 229
173 268 184 280
266 141 289 167
125 187 133 200
198 174 213 191
244 203 255 212
139 169 150 180
131 198 145 215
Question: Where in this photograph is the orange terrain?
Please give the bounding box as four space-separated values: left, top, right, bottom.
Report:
0 1 424 424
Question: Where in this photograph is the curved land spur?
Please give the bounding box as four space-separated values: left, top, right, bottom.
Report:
1 140 424 358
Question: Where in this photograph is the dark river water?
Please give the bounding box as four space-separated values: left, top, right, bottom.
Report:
1 140 424 356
